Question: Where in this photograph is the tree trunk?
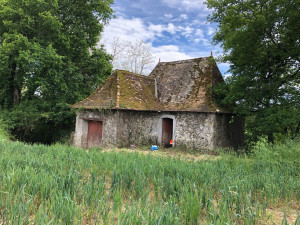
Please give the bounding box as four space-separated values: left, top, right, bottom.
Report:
267 132 274 144
8 62 21 107
296 121 300 136
13 86 21 106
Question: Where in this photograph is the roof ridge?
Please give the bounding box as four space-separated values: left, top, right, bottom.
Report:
149 56 213 77
156 56 211 65
115 69 153 79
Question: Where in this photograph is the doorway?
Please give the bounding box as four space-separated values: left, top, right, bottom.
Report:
162 118 173 148
87 120 103 148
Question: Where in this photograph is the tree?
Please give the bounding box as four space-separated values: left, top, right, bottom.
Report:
207 0 300 144
109 37 154 75
0 0 114 143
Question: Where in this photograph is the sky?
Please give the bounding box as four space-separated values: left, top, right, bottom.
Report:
100 0 230 75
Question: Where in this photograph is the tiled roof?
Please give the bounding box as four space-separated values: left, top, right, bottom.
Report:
72 57 231 113
71 70 162 110
149 57 229 113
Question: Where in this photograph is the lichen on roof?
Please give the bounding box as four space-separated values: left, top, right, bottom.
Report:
72 57 231 113
71 73 118 109
116 70 162 110
149 57 230 113
71 70 162 111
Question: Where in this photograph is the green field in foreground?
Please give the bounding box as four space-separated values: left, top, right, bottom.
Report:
0 140 299 224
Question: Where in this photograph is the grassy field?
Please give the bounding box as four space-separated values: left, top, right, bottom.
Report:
0 139 299 224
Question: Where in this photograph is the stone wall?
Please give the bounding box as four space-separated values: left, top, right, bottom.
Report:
115 111 217 149
213 114 245 149
74 110 119 148
172 112 216 149
114 111 239 150
116 111 160 147
74 109 244 150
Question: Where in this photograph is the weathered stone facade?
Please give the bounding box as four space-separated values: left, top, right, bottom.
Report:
74 109 244 150
74 110 119 147
72 57 245 150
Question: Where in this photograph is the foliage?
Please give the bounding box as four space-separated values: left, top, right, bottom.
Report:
0 117 9 140
207 0 300 143
0 140 299 224
0 0 114 143
252 137 300 164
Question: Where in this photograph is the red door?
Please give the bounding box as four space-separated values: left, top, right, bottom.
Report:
162 118 173 148
87 121 103 148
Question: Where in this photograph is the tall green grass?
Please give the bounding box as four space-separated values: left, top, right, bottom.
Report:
0 119 9 141
0 139 299 224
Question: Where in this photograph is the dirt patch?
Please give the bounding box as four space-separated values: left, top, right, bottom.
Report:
259 201 300 225
99 147 220 162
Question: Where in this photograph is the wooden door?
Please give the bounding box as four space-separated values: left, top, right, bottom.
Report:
162 118 173 148
87 121 103 148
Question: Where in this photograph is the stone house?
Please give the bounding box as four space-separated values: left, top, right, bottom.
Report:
72 57 244 150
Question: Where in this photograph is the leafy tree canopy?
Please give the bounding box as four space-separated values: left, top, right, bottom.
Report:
207 0 300 144
0 0 114 143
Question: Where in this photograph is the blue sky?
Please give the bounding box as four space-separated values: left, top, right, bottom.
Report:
101 0 230 75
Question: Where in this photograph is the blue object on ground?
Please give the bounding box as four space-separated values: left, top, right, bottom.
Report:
151 145 158 151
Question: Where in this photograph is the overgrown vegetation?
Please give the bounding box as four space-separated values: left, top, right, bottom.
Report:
0 0 114 144
0 119 9 141
207 0 300 144
0 138 299 224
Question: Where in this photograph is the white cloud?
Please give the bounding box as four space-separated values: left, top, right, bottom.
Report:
191 36 212 47
151 45 193 62
100 17 194 68
148 24 165 35
151 47 220 65
197 12 210 19
191 19 206 26
179 14 188 20
224 74 232 79
182 26 194 37
193 37 210 45
201 38 211 46
190 51 212 57
170 14 189 22
164 13 173 19
207 27 215 35
195 29 204 38
101 17 154 43
166 23 178 34
100 16 221 72
162 0 207 12
194 38 201 43
101 17 185 45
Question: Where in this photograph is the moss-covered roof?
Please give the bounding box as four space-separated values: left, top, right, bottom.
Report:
72 57 231 113
71 70 162 110
149 57 230 113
